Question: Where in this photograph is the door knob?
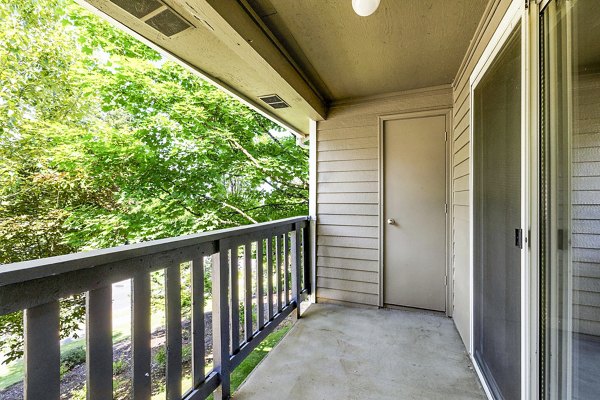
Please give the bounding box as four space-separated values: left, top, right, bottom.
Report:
387 218 395 225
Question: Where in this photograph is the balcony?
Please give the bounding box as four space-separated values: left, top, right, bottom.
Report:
0 216 487 399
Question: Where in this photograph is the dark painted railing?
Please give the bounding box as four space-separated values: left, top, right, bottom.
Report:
0 216 311 400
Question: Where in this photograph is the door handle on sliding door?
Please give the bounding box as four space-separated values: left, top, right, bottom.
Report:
515 228 523 249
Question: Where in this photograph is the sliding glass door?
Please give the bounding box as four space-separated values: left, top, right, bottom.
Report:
473 25 522 400
541 1 600 399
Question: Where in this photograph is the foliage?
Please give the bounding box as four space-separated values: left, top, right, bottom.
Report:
60 345 86 376
70 386 86 400
0 0 307 363
0 294 86 364
153 342 192 374
182 343 192 364
149 260 212 322
112 358 128 375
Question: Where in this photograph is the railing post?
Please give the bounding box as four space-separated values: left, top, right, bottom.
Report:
132 273 152 400
256 239 265 330
191 256 206 388
244 242 253 341
283 234 290 305
275 235 282 312
266 237 274 320
165 263 182 400
213 244 231 400
86 285 113 400
24 301 60 400
302 220 312 296
291 223 302 319
230 246 240 354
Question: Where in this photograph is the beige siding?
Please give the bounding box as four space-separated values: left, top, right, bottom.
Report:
450 0 513 349
316 86 452 307
573 72 600 336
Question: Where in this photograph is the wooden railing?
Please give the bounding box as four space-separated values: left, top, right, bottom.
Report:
0 216 311 400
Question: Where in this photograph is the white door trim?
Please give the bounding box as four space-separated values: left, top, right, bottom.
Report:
378 108 452 315
468 0 530 399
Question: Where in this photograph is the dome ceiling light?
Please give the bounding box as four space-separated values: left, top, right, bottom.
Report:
352 0 381 17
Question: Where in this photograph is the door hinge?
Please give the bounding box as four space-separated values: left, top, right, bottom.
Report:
445 131 448 141
525 0 530 9
445 203 448 213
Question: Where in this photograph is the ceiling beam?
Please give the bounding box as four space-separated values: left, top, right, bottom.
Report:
199 0 327 118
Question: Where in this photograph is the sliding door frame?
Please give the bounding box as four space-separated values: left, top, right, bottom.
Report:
468 0 536 398
537 1 579 398
528 2 541 400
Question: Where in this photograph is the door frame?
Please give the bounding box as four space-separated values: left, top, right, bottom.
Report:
378 108 453 315
468 0 532 399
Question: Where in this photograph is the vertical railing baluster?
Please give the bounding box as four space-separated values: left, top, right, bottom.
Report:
284 233 290 305
230 246 240 353
24 301 60 400
214 246 231 400
166 264 182 400
132 273 151 400
302 223 312 295
266 237 274 320
191 257 205 388
292 223 302 319
256 239 265 330
275 235 282 312
244 243 253 342
87 285 113 399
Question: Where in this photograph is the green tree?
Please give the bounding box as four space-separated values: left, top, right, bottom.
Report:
0 0 307 363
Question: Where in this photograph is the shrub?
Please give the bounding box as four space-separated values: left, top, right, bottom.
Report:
60 345 86 375
154 346 167 372
154 343 193 373
182 343 192 363
113 358 128 375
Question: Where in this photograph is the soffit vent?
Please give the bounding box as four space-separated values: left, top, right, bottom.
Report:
110 0 193 37
110 0 162 18
259 94 290 109
145 9 191 37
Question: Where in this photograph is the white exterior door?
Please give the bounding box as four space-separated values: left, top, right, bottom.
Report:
383 114 447 312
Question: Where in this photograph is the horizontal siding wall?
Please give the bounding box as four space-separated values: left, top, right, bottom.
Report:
450 0 513 349
316 86 452 307
573 72 600 336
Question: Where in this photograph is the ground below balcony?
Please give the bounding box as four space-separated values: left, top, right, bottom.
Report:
233 303 486 400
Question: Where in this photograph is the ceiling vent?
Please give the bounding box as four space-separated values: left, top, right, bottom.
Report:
110 0 162 18
259 94 290 109
110 0 192 37
145 9 192 37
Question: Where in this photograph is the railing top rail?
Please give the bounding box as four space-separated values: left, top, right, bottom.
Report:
0 216 309 288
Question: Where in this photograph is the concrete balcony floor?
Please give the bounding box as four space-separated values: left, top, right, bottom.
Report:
234 303 486 400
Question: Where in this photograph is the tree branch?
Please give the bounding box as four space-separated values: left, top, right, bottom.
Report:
157 182 258 224
241 201 306 212
225 135 308 190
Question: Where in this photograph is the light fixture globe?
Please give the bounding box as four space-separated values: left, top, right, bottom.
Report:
352 0 380 17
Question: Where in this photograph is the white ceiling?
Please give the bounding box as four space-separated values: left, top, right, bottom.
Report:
247 0 489 102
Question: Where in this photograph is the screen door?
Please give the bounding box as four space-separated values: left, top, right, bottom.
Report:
472 26 522 400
